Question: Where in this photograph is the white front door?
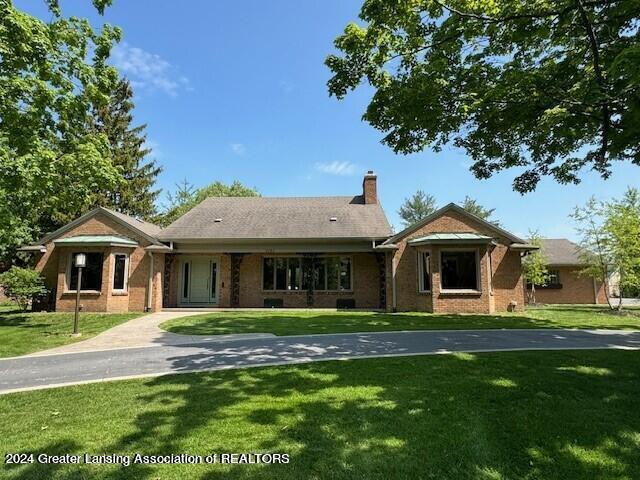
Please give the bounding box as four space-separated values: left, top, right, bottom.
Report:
179 257 218 306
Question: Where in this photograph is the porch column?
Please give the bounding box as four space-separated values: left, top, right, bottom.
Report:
302 254 315 307
230 253 244 307
163 253 176 308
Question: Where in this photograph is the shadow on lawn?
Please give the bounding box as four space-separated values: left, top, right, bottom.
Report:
164 309 640 336
6 351 639 480
0 311 50 328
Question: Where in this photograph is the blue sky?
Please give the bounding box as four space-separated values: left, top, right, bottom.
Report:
18 0 640 239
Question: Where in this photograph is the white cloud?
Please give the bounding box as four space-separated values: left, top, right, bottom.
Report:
111 42 191 96
315 161 357 176
230 143 246 155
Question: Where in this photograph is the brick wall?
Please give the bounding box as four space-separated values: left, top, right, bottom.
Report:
391 209 525 313
36 212 160 312
527 266 606 304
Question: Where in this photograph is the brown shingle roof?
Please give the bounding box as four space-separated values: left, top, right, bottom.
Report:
158 196 392 241
540 239 584 265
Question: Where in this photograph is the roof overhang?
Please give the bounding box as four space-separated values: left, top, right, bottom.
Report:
145 244 173 252
171 239 381 254
53 236 138 248
408 233 494 246
510 243 540 251
18 245 46 253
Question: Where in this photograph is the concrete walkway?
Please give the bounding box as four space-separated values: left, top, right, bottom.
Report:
30 311 275 356
2 328 639 394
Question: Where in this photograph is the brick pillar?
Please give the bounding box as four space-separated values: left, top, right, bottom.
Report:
230 253 244 307
163 254 176 308
302 254 315 307
376 252 386 310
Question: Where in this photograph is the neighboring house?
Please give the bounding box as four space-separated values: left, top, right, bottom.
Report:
525 238 608 304
21 172 534 313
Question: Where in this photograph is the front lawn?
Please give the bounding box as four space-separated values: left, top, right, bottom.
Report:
1 350 638 479
0 305 141 357
161 305 640 337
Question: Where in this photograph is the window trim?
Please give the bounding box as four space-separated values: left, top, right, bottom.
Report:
111 252 130 293
65 251 104 294
261 255 354 293
439 248 481 293
416 250 431 293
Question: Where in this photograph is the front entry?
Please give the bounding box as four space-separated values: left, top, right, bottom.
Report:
178 256 219 306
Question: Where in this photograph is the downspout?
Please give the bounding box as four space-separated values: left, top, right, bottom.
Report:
593 277 598 305
146 251 154 312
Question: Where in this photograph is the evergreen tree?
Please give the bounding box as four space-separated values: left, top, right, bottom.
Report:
92 79 162 219
461 196 499 225
398 190 437 228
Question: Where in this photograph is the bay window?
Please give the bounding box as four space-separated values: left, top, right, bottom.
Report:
441 251 478 290
112 253 129 291
417 251 431 292
68 252 103 291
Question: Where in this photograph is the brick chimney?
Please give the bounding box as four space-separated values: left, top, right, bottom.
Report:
362 170 377 204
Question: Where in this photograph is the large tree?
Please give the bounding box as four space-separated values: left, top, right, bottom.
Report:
327 0 640 193
0 0 122 262
158 180 259 227
398 190 437 227
91 79 162 219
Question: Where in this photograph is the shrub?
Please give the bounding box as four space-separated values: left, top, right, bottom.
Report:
0 267 47 312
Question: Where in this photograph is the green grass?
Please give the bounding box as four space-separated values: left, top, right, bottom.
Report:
161 305 640 337
0 305 141 357
1 350 639 479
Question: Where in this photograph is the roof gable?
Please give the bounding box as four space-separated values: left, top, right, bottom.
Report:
384 203 524 245
38 207 161 246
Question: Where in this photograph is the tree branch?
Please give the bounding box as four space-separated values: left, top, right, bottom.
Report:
575 0 611 166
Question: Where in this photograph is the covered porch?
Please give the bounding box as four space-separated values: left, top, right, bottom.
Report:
161 249 388 310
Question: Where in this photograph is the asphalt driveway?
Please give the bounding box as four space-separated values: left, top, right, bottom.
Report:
2 328 640 394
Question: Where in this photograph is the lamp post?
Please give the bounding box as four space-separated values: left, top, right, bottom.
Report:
73 253 86 336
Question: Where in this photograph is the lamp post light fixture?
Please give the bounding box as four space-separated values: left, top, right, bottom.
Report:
73 253 86 336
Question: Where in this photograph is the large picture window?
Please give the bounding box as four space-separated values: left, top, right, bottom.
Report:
441 251 478 290
68 252 103 291
417 251 431 292
262 256 352 291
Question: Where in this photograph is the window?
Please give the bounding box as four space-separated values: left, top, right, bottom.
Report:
417 251 431 292
547 270 560 286
112 253 129 291
314 256 352 291
68 252 103 291
182 262 190 298
441 251 478 290
263 257 302 291
211 262 217 296
262 256 352 291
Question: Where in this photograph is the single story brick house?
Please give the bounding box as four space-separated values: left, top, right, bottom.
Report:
22 172 539 314
525 238 608 304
